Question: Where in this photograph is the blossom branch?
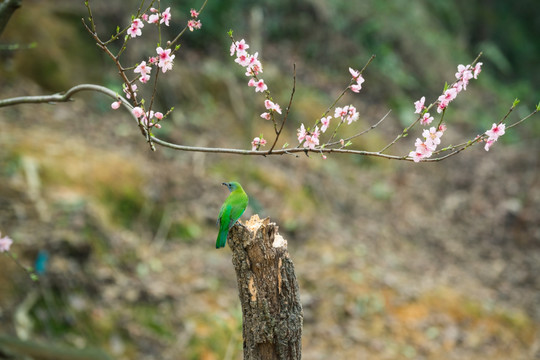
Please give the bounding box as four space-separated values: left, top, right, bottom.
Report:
320 55 375 122
0 82 536 161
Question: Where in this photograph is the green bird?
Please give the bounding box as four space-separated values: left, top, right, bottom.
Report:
216 181 249 249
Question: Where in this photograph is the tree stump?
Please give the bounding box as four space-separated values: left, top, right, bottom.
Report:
229 215 303 360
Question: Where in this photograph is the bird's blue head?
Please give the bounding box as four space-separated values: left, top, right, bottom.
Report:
222 181 241 192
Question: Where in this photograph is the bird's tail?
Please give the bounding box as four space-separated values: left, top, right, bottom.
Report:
216 229 228 249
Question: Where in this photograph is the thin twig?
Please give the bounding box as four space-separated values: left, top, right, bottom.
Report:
269 64 296 153
169 0 209 50
326 110 391 147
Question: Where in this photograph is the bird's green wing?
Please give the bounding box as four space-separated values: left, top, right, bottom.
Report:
216 203 232 248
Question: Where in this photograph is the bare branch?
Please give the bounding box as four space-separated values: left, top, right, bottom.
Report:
269 64 296 153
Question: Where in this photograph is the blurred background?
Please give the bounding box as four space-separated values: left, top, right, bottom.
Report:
0 0 539 359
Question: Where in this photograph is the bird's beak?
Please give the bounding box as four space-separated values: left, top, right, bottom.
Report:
221 182 228 186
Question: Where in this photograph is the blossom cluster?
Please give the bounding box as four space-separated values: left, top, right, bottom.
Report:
296 104 359 149
293 66 365 151
437 62 483 113
0 232 13 253
408 125 446 162
409 61 483 161
251 136 267 151
187 8 202 31
132 106 164 129
112 5 202 116
230 39 274 150
231 39 266 90
483 123 506 151
348 67 365 93
128 7 172 38
260 100 282 120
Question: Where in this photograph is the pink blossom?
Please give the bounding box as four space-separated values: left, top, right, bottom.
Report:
437 88 458 113
251 136 266 150
334 106 348 118
473 62 483 79
230 42 236 56
409 122 445 162
345 105 359 124
409 150 424 163
248 78 257 87
148 13 160 24
123 83 137 99
484 138 495 151
154 112 163 120
350 84 362 93
413 139 434 160
132 18 144 29
454 65 473 92
485 123 506 141
303 127 320 150
0 234 13 253
111 101 121 110
297 124 307 143
132 107 144 118
260 112 271 120
254 79 267 93
438 123 447 132
235 39 249 53
423 127 443 146
415 138 436 153
246 53 263 76
156 47 172 62
142 14 149 22
439 88 458 102
420 112 433 125
455 64 471 80
187 19 202 31
264 100 281 114
333 105 358 124
190 9 199 18
437 101 448 113
160 7 171 26
148 56 158 65
235 51 250 67
134 61 152 83
140 74 150 83
150 7 158 13
156 47 175 73
349 67 365 93
414 96 426 114
320 116 331 132
127 24 142 38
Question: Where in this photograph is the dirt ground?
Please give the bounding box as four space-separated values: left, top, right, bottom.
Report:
0 78 539 360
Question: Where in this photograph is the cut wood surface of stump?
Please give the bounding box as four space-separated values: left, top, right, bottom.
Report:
229 215 303 360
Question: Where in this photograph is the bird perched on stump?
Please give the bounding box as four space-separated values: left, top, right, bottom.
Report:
216 181 249 249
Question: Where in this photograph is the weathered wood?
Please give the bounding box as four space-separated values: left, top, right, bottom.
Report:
229 215 303 360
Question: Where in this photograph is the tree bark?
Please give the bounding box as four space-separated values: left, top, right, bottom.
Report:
229 215 303 360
